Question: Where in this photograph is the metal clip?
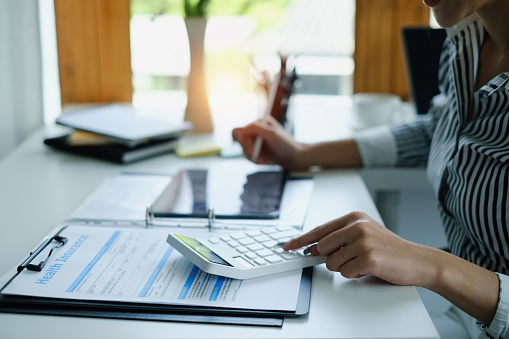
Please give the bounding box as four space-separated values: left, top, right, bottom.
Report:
207 206 215 232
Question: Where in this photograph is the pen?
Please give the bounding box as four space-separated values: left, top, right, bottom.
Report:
251 73 281 162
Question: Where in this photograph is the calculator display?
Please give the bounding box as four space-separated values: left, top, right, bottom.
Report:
174 234 232 266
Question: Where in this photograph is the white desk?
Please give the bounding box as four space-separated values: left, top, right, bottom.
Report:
0 96 438 339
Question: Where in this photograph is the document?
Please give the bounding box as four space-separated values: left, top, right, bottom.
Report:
70 173 171 222
2 225 301 311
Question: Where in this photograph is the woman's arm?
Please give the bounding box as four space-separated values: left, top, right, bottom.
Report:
283 211 499 325
232 116 362 170
428 246 499 325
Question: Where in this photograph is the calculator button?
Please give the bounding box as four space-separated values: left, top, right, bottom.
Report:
280 252 300 260
263 240 278 248
254 258 268 266
265 255 284 264
208 237 220 244
270 230 300 240
231 233 247 240
246 230 262 237
255 249 274 257
233 256 254 268
238 238 255 246
253 235 270 242
276 226 294 232
247 243 264 251
220 235 232 241
272 246 285 254
245 252 258 260
227 240 240 247
261 227 278 234
236 246 249 253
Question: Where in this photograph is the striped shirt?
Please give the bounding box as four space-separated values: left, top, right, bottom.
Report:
355 14 509 338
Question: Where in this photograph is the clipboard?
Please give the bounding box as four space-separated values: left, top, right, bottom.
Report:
0 225 313 327
0 268 312 327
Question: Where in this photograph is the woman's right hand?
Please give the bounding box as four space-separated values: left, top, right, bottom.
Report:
232 116 307 169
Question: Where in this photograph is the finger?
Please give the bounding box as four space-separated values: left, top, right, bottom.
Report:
240 121 271 136
232 128 241 141
322 240 357 271
283 211 366 251
263 115 281 126
232 124 263 144
316 229 351 257
315 217 372 256
236 134 254 158
336 254 373 279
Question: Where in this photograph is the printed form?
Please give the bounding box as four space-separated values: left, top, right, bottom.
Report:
2 225 301 311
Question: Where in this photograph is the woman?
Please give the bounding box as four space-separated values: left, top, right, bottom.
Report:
233 0 509 338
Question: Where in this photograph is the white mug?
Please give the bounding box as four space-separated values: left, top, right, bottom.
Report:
352 93 402 129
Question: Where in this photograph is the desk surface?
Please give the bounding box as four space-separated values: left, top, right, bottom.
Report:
0 96 438 339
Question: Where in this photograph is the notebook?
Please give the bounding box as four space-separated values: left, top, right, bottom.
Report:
56 105 192 147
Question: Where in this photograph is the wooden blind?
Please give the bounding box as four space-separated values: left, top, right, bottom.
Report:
354 0 430 99
54 0 132 105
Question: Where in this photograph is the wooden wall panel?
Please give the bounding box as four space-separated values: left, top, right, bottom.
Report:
354 0 429 99
55 0 132 105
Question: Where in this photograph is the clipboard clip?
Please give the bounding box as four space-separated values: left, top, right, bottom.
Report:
145 205 220 230
207 206 215 232
17 235 68 273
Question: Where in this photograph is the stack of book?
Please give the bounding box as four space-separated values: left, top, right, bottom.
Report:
44 105 192 163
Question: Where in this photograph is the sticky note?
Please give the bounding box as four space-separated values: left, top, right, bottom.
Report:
175 140 221 158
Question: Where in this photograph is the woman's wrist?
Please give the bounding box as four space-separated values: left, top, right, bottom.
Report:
413 244 449 290
294 143 315 169
417 245 500 325
294 139 363 169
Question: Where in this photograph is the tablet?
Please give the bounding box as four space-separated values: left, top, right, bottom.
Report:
151 168 287 219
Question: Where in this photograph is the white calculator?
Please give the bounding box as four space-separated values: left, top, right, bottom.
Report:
166 226 326 280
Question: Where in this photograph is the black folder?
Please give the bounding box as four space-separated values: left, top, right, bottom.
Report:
44 134 179 164
0 267 312 327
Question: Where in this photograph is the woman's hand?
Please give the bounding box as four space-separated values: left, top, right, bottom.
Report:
284 211 437 287
285 211 500 325
232 117 363 170
232 116 307 169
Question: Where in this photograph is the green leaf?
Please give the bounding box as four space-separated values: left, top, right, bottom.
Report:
184 0 210 17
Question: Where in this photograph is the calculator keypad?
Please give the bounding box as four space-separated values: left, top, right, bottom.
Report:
209 227 305 266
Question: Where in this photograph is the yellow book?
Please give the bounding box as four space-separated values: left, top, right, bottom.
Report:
67 130 116 146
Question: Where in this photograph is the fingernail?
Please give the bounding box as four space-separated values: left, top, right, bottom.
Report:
274 241 286 248
303 244 315 255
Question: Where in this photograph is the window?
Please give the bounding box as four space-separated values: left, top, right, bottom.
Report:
54 0 429 111
129 0 355 109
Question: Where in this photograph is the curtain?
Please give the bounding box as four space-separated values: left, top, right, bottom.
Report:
0 0 44 161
